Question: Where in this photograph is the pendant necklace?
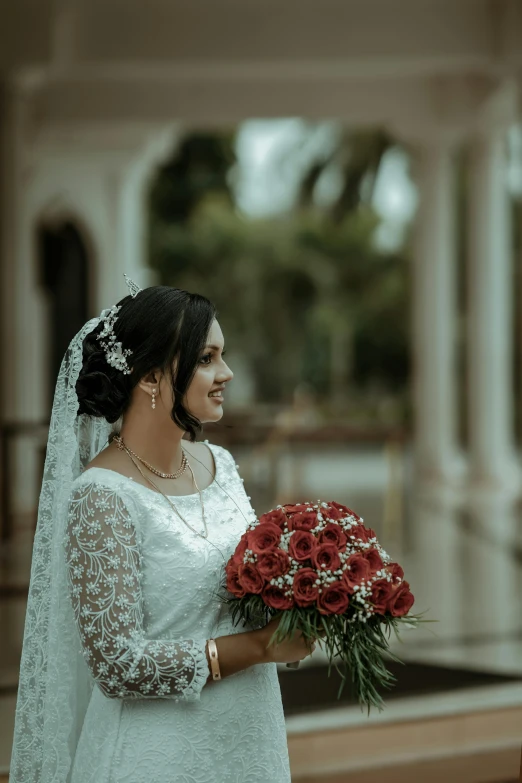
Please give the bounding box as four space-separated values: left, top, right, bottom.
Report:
113 435 235 565
114 435 208 539
108 435 250 564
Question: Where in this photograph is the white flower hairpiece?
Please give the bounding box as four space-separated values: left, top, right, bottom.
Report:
96 305 133 374
96 274 143 374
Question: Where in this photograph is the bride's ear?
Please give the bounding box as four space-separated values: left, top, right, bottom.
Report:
137 369 161 397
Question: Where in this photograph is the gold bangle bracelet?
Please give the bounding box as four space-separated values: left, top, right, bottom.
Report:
207 638 221 681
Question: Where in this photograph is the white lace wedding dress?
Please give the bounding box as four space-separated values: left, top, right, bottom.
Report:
64 440 292 783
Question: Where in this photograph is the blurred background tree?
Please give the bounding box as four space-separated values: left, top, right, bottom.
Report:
148 125 411 427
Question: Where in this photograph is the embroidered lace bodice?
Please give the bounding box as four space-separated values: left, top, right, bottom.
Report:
64 440 292 783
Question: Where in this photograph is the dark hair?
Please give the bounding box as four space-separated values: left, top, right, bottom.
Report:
76 286 217 442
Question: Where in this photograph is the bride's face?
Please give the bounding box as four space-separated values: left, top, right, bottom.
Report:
183 319 233 422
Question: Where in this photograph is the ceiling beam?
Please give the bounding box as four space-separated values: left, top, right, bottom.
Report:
3 0 522 75
29 72 505 132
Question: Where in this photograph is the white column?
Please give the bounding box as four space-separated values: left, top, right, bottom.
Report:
408 493 462 642
463 495 519 640
411 138 459 486
467 130 518 490
0 82 47 520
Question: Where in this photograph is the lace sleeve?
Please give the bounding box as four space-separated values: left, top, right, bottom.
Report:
64 480 210 700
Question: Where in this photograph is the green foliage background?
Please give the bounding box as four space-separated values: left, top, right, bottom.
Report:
148 129 412 425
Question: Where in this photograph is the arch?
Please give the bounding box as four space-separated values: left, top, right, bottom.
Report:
36 218 92 405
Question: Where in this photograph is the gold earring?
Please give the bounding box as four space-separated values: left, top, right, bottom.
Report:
151 389 156 410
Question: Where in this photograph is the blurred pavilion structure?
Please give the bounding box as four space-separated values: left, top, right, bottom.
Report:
1 0 522 507
2 2 522 781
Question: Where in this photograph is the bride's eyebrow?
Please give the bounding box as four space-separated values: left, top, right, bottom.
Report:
204 344 225 351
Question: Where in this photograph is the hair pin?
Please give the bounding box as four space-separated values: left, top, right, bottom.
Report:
123 273 142 298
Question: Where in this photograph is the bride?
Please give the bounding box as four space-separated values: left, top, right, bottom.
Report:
9 277 316 783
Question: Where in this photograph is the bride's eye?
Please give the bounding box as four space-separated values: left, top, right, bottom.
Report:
199 350 227 365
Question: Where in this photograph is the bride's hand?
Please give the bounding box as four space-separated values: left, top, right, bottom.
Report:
257 615 325 665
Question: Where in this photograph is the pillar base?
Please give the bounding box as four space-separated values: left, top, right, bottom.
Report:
466 456 522 499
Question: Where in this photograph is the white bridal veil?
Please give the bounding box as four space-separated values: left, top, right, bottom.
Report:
9 315 117 783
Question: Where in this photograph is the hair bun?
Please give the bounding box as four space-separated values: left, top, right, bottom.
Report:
76 332 131 423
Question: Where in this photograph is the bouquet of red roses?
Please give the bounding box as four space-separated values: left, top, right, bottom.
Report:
220 499 423 711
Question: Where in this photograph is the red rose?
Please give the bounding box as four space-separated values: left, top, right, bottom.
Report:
318 522 348 551
262 584 294 611
347 524 370 544
237 562 265 594
327 501 361 521
342 552 371 593
317 581 350 615
323 505 344 521
363 547 384 574
288 530 317 562
366 528 377 540
225 564 246 598
293 568 319 607
231 532 249 566
370 579 395 614
284 503 311 515
257 550 291 579
259 509 287 529
387 562 404 583
311 543 341 572
288 511 319 532
388 581 415 617
247 523 282 555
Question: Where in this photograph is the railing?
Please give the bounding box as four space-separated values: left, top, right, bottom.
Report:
0 421 50 542
0 415 409 543
209 418 409 551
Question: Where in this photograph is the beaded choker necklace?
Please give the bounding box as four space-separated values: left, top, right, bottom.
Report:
113 435 188 479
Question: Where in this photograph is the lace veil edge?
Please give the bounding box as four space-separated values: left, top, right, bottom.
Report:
9 316 118 783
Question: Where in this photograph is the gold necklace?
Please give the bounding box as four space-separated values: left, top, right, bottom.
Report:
113 435 188 479
119 442 209 540
103 435 253 566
